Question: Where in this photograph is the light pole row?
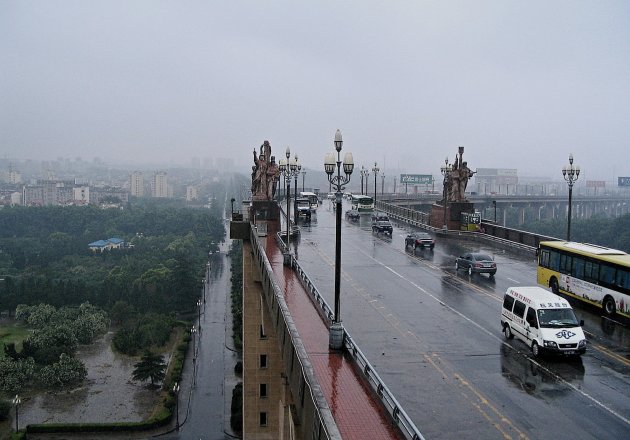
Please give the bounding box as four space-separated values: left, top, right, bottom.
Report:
279 148 301 263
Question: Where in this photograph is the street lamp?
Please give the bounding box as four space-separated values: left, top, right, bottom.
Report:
381 173 386 195
562 154 580 241
191 325 197 363
360 166 368 195
440 157 451 230
12 394 20 432
294 155 301 225
202 277 206 303
324 129 353 350
197 298 202 328
301 168 307 192
279 148 300 264
173 382 180 430
372 162 379 204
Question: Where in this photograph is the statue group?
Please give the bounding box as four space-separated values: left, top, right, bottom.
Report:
251 140 280 200
445 147 476 203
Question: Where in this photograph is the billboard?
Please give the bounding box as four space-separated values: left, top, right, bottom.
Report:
400 174 433 185
586 180 605 188
619 177 630 187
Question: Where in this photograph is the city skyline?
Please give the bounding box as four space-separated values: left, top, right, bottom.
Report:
2 1 629 181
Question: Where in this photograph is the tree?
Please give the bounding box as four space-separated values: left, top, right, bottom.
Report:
38 353 87 388
132 350 166 387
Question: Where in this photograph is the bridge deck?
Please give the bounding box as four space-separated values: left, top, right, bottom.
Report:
262 220 402 440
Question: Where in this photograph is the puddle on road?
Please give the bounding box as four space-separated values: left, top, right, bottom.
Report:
19 331 161 426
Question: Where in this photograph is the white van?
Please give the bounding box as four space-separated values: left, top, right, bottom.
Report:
500 286 586 357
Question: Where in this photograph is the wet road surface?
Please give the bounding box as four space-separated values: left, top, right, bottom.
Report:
290 200 630 440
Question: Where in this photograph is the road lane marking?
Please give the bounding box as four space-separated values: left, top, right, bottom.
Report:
506 277 520 284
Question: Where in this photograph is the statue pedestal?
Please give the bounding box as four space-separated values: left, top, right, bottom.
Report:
250 200 279 221
430 201 474 230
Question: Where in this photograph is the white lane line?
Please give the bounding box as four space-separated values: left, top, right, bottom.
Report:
351 243 630 427
506 277 520 284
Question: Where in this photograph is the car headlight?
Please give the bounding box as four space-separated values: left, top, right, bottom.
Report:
543 340 558 348
578 339 587 348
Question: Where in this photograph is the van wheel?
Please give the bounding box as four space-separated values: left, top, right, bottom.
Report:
504 325 514 340
550 277 559 294
455 261 459 271
603 296 616 316
531 342 540 358
467 266 473 276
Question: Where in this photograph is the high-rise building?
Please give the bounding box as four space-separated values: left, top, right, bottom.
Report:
152 171 168 198
130 171 144 197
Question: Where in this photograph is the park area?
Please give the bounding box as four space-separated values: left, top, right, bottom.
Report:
0 318 168 438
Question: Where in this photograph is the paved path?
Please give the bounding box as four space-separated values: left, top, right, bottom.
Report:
262 220 402 440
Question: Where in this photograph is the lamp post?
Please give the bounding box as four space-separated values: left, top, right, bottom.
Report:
12 394 20 432
324 129 353 350
230 197 235 218
191 325 197 363
294 155 301 225
360 166 368 195
202 277 206 303
440 157 451 230
372 162 379 204
381 173 386 195
197 298 202 327
173 382 180 430
562 154 580 241
279 148 300 264
301 169 306 192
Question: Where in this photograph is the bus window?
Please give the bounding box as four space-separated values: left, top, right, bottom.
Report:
599 264 616 286
584 260 599 284
572 257 585 279
539 250 550 268
616 270 630 290
560 254 572 275
549 250 560 272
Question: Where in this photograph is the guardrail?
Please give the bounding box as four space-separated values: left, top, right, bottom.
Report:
289 247 425 440
250 226 342 440
376 200 555 255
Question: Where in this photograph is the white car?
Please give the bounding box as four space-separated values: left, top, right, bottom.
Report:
327 193 335 200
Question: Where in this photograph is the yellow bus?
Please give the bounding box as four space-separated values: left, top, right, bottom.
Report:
537 241 630 318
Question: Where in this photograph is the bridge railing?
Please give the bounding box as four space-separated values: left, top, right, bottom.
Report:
376 200 557 254
284 248 425 440
250 226 342 440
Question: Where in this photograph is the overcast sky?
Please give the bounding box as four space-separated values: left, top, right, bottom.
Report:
2 1 629 181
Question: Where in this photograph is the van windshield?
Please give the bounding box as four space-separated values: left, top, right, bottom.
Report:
537 308 579 328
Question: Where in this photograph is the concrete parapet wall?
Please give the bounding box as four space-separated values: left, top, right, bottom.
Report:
248 226 342 440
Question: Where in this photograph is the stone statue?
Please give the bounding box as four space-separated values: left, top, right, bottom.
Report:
266 155 280 199
251 140 277 201
446 148 475 202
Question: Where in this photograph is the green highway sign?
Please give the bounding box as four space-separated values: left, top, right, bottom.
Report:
400 174 433 185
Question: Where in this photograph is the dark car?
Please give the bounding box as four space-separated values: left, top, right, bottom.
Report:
372 219 393 235
345 209 360 221
405 232 435 249
371 212 390 222
455 252 496 276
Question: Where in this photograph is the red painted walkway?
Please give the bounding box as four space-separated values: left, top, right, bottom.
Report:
262 221 402 440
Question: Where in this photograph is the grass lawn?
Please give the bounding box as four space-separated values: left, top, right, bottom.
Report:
0 323 30 359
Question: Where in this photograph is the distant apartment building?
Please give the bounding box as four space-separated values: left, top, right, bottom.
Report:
21 180 127 206
73 186 90 204
151 171 168 198
186 186 198 201
3 165 22 184
130 171 144 197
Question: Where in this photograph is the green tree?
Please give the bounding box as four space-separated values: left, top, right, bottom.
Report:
38 353 87 388
0 357 35 393
132 350 166 387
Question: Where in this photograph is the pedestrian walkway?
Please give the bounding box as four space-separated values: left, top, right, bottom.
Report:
261 220 402 440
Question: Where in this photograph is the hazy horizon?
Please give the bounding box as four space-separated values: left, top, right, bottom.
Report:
2 1 629 182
